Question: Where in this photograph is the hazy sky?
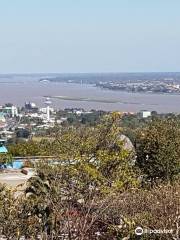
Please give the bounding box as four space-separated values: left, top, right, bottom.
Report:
0 0 180 73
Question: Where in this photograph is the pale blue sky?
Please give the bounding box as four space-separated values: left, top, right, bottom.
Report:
0 0 180 73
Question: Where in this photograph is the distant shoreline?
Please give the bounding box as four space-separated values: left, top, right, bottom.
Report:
44 81 180 96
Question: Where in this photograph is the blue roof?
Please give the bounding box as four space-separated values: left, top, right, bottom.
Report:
0 146 8 153
6 160 24 169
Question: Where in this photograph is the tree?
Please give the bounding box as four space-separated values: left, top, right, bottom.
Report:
0 184 42 239
18 113 139 237
0 153 12 166
1 114 180 239
51 113 139 193
136 118 180 184
16 128 30 139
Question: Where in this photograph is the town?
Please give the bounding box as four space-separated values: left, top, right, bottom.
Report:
96 79 180 94
44 72 180 94
0 100 154 147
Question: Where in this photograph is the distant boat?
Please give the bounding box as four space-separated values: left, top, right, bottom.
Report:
44 97 52 105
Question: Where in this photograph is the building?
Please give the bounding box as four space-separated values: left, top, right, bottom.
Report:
0 113 6 129
39 107 54 114
25 102 38 112
140 110 151 118
0 139 8 154
0 105 18 117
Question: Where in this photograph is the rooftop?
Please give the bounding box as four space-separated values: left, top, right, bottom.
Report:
0 146 8 153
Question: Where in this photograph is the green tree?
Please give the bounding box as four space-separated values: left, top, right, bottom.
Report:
136 118 180 184
52 113 139 193
0 153 12 165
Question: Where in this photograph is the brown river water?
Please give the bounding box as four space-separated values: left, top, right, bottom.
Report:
0 76 180 113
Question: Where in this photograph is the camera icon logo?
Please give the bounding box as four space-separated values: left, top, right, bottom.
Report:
135 227 144 236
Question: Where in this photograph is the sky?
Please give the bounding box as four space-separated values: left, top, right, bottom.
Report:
0 0 180 73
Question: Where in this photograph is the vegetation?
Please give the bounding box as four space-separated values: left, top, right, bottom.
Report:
0 153 12 165
8 140 52 157
136 119 180 185
0 113 180 239
56 109 107 127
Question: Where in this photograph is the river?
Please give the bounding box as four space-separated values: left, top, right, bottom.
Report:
0 76 180 113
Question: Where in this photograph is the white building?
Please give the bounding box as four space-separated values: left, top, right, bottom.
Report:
0 106 18 117
39 107 54 114
39 107 55 122
140 110 151 118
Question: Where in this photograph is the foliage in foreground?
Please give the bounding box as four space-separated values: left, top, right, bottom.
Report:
0 178 179 239
0 114 180 239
